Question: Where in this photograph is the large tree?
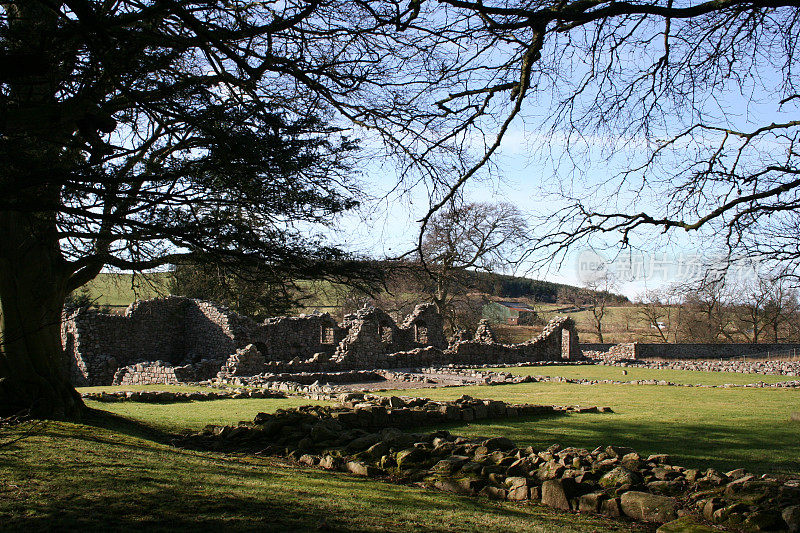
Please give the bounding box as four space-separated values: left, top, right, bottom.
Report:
0 1 386 418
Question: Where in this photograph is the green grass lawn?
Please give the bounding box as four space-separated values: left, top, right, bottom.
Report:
0 415 641 532
5 376 797 531
491 364 795 386
81 396 329 433
379 380 800 475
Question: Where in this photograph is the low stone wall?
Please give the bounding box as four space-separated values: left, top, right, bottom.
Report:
180 394 800 531
593 356 800 377
592 342 800 361
113 361 193 386
580 343 616 352
255 370 383 386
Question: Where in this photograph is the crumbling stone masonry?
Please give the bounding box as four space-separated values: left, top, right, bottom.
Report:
62 297 580 386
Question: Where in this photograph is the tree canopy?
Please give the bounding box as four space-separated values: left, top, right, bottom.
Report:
0 1 379 418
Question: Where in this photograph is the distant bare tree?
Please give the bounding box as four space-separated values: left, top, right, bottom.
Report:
582 273 618 343
673 281 735 343
420 201 528 332
637 290 674 343
729 278 773 343
761 278 800 342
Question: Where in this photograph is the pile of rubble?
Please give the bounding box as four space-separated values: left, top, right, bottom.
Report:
180 394 800 531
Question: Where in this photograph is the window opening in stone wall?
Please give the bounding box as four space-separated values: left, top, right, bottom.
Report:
561 328 571 360
321 326 336 345
379 324 393 343
415 322 428 344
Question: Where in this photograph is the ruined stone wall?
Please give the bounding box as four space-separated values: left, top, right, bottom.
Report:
333 307 407 364
447 316 580 365
113 361 196 386
62 298 190 385
400 303 447 349
63 296 579 386
260 313 345 362
217 344 266 379
183 302 238 362
332 303 447 367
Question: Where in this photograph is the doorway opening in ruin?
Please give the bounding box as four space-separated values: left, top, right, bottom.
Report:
254 342 268 355
415 322 429 344
561 329 571 359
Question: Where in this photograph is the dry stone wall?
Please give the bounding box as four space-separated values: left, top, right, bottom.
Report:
63 297 581 386
113 361 196 386
586 341 800 361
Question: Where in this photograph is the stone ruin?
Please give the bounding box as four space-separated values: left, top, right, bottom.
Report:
62 296 580 386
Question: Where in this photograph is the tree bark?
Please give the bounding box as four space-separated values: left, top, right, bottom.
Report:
0 210 84 419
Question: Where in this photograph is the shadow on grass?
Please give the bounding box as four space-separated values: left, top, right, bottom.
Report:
82 407 178 443
0 426 642 533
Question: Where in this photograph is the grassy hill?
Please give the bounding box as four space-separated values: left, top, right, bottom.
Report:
76 267 626 313
73 271 646 343
73 272 171 309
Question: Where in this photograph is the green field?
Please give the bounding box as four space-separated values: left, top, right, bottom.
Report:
490 364 794 386
377 375 800 474
80 395 329 433
83 366 800 474
77 272 171 308
0 414 638 532
5 369 800 531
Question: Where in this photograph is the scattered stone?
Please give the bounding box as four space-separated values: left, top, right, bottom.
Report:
478 485 507 500
578 492 604 513
396 448 428 469
600 466 643 488
320 455 341 470
482 436 516 451
507 483 530 501
435 479 474 495
620 491 679 523
346 461 383 477
601 497 622 517
180 392 796 533
541 479 572 510
782 505 800 532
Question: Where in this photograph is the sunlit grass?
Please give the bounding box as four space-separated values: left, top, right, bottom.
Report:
489 364 793 386
376 380 800 474
82 396 330 433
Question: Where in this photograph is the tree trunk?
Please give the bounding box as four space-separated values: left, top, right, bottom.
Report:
0 211 84 419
